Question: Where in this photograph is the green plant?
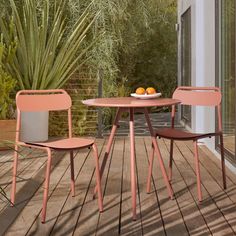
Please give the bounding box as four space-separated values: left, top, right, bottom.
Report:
0 0 98 90
0 70 16 119
65 0 152 95
119 0 177 98
0 36 17 119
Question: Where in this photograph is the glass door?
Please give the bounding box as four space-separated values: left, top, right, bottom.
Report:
217 0 235 164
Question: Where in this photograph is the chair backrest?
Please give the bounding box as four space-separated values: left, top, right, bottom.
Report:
16 89 72 111
172 86 222 106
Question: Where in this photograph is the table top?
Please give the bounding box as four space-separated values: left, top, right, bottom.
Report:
82 97 180 108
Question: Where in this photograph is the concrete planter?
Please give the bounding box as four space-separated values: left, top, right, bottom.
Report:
20 111 49 142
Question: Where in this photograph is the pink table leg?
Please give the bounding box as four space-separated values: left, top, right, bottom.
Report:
95 107 137 220
143 108 174 199
129 108 137 220
94 108 122 196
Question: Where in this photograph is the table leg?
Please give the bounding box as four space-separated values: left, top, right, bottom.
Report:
129 108 137 220
94 108 122 196
143 108 174 199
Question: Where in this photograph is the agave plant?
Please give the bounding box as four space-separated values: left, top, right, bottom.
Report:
0 0 97 89
0 35 17 119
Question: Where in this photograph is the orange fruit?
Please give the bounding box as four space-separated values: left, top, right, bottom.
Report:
146 87 156 94
135 87 146 95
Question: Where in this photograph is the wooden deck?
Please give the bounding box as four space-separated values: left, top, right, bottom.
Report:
1 137 236 235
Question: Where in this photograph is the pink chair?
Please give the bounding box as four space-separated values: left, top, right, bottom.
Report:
11 90 103 223
147 87 226 201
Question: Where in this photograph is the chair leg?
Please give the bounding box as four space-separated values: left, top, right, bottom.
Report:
146 145 154 193
169 140 174 182
193 141 202 202
10 145 19 206
41 148 52 223
70 151 75 197
92 144 103 212
219 134 227 189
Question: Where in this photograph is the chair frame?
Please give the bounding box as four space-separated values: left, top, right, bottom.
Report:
146 86 226 202
11 89 103 223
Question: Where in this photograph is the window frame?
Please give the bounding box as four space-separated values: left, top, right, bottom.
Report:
180 7 192 126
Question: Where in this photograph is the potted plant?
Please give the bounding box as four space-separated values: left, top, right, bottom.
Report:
0 36 17 149
0 0 97 141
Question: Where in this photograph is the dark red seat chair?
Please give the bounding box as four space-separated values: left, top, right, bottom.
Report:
146 87 226 202
11 90 103 223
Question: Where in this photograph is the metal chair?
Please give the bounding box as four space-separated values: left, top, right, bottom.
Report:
11 89 103 223
146 86 226 201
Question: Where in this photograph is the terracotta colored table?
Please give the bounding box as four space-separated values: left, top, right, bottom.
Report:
83 97 180 220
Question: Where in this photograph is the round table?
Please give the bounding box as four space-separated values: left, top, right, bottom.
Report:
83 97 180 220
83 97 179 108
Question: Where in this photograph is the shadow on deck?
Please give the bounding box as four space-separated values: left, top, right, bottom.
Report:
0 135 236 235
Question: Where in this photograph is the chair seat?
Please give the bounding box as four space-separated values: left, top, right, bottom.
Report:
155 128 220 141
26 137 94 150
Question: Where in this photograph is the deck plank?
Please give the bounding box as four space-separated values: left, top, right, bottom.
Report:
0 149 39 209
144 137 189 236
50 139 105 236
199 145 236 211
198 144 236 191
72 139 108 235
1 150 65 235
0 149 43 197
176 141 235 235
162 139 211 236
27 148 96 235
120 137 143 235
136 137 166 236
96 138 124 236
184 141 236 234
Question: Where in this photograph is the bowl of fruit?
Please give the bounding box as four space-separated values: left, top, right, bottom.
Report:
130 87 161 99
